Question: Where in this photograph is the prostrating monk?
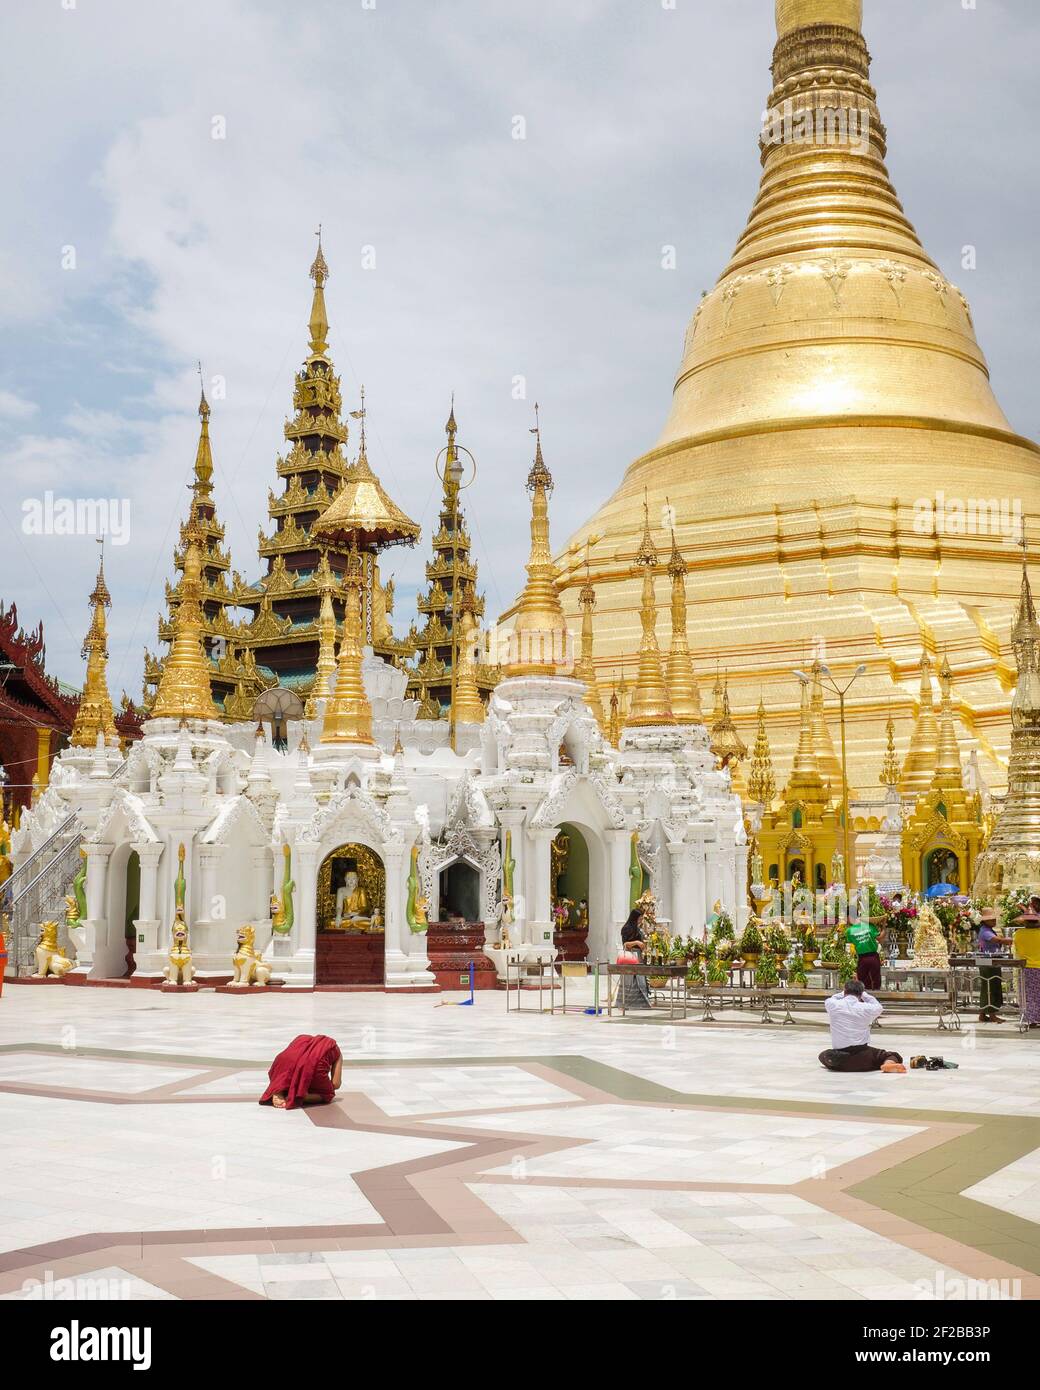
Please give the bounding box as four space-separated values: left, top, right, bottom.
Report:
819 980 905 1073
260 1034 343 1109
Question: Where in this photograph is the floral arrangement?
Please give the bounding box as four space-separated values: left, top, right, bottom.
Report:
706 956 729 986
801 926 819 961
552 899 574 931
837 951 857 984
787 954 808 988
880 893 919 932
821 933 846 966
864 881 885 921
739 922 763 958
755 953 779 987
765 923 790 958
715 940 736 964
710 911 735 945
999 888 1032 932
643 930 668 966
669 935 689 964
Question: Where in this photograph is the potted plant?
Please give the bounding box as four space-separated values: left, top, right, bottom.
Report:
755 952 779 988
706 955 729 986
838 950 858 986
739 921 763 967
787 954 808 989
822 933 845 966
710 911 735 947
801 926 819 966
766 923 790 963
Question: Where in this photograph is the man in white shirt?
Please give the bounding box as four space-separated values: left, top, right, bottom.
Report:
820 980 906 1073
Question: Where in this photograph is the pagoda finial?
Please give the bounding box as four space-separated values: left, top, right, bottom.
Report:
321 540 374 745
789 672 825 787
810 658 843 788
607 680 621 748
574 546 606 731
932 654 964 788
152 522 219 722
747 697 777 807
664 502 702 723
305 567 338 718
192 375 214 492
308 226 330 357
71 539 118 748
880 709 901 789
626 496 672 727
900 651 940 794
505 409 569 677
775 0 862 39
709 671 748 768
451 589 485 726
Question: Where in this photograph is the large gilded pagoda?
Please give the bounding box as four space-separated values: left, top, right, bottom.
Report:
405 405 498 718
236 238 418 701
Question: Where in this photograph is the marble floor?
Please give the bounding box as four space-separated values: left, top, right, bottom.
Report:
1 984 1039 1301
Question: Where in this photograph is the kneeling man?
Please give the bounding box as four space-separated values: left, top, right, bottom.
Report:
820 979 905 1073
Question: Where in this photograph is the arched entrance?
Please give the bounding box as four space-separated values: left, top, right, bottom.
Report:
316 843 386 985
123 851 140 978
552 822 592 961
439 860 481 922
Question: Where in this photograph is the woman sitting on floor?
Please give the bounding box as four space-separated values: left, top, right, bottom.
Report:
260 1034 343 1109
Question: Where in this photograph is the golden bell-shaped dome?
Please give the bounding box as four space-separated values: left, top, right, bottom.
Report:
558 0 1040 793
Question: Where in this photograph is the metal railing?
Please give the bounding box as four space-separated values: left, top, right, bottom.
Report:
3 758 128 976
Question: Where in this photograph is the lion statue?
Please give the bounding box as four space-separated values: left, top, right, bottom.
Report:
163 921 194 987
33 921 74 979
229 924 272 988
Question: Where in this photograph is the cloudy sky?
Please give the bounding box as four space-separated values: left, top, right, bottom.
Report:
2 0 1037 696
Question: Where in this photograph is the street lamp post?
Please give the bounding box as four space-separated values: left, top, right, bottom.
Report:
793 663 866 901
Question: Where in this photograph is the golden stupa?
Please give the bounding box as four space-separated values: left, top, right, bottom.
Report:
551 0 1038 794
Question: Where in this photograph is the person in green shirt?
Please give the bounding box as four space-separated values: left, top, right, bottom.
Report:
844 917 884 990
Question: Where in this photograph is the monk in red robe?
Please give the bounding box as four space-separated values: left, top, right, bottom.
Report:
259 1034 342 1109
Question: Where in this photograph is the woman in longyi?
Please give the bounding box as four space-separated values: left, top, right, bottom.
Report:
259 1035 343 1109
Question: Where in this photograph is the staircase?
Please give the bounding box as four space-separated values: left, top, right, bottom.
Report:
3 759 126 977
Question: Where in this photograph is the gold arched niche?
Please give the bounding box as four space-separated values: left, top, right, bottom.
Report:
318 843 386 932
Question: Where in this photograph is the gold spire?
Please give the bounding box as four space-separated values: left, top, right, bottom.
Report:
900 653 940 794
625 494 672 727
747 699 777 807
505 406 570 677
305 572 338 718
607 680 621 748
573 552 606 731
70 545 118 748
974 543 1040 895
451 591 485 725
710 666 725 725
709 676 747 767
788 676 826 797
665 519 702 723
775 0 861 37
308 227 330 358
880 711 901 789
152 525 219 721
193 377 214 494
321 541 373 745
932 655 963 788
810 660 843 789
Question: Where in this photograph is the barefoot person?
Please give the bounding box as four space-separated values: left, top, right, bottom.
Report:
260 1034 343 1109
819 979 905 1073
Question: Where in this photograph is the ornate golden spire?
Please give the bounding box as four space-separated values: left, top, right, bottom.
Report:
312 387 420 551
193 376 214 494
573 551 606 731
505 406 570 677
709 675 747 767
747 698 777 807
710 666 725 725
607 680 621 748
305 573 338 718
810 659 843 788
308 226 330 358
880 711 901 789
932 655 964 789
626 494 672 727
152 525 219 721
665 518 702 723
974 543 1040 895
788 675 826 797
321 541 374 745
70 545 118 748
900 653 940 794
775 0 861 36
451 590 485 725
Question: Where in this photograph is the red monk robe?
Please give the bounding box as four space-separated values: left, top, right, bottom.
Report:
259 1034 342 1109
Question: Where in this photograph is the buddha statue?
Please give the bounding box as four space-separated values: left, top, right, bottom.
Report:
335 869 371 928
